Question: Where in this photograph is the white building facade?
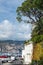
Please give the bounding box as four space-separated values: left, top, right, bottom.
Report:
22 43 33 64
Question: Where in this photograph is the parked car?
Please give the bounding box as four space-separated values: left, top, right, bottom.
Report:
0 55 10 63
8 56 15 62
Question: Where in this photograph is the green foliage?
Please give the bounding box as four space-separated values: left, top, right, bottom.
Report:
24 40 30 45
16 0 43 23
38 60 43 65
33 0 43 10
31 60 43 65
16 0 43 43
31 18 43 43
16 16 22 22
31 35 43 43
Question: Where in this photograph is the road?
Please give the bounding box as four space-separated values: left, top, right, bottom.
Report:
3 60 23 65
3 63 11 65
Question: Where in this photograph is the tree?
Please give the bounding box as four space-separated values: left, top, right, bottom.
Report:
31 17 43 43
16 0 43 23
16 0 43 43
16 0 43 65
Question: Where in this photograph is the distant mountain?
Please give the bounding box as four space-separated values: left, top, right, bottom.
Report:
0 40 24 45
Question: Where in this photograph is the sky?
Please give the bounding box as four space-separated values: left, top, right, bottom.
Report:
0 0 32 40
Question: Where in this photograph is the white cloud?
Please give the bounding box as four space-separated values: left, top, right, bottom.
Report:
0 0 32 40
0 20 31 40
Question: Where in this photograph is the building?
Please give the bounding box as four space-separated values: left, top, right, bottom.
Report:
22 42 33 64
